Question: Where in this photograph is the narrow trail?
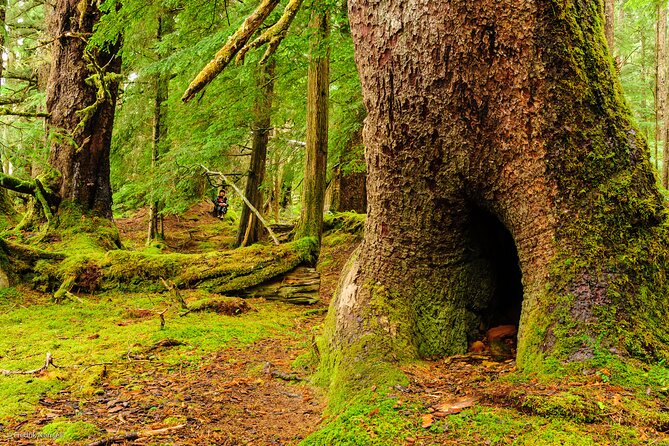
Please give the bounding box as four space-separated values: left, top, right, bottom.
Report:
7 330 325 445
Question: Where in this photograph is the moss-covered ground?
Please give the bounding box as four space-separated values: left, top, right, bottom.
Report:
0 205 668 445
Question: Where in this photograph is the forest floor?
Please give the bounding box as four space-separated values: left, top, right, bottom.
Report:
0 203 668 445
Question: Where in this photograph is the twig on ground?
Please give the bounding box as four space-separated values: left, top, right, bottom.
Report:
160 277 188 309
159 308 167 330
86 433 139 446
86 424 186 446
0 352 58 375
271 370 304 381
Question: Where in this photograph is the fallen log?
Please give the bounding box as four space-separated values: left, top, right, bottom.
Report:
235 266 321 305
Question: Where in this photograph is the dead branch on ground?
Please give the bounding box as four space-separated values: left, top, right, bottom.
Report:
0 352 58 375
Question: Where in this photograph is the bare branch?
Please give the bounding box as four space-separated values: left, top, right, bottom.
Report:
0 352 57 375
182 0 280 103
200 164 280 245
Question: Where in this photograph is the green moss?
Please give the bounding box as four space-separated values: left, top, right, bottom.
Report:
0 290 311 420
25 236 318 299
302 391 416 445
41 420 100 442
323 211 365 236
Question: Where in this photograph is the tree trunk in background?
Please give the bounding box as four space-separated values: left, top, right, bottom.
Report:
272 156 284 222
235 59 276 247
656 3 667 175
323 0 669 381
641 28 649 142
0 0 16 226
327 130 367 214
604 0 615 52
147 14 174 244
45 0 122 218
295 8 330 246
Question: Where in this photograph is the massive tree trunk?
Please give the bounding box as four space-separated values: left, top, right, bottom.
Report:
235 59 276 247
45 0 122 218
323 0 669 380
295 8 330 246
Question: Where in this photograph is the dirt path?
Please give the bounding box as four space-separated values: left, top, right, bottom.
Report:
6 317 325 446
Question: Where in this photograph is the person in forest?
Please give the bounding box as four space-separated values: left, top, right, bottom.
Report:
213 189 229 218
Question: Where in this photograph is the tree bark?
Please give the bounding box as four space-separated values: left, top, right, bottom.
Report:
147 13 174 244
641 25 649 142
656 3 667 177
45 0 122 218
324 0 669 378
604 0 615 53
661 3 669 188
295 8 330 246
328 129 366 214
235 59 276 247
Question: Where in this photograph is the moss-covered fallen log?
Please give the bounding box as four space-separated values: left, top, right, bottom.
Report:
236 266 321 305
21 237 318 297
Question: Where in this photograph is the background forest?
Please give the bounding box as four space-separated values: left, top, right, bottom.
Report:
0 0 365 232
0 0 665 225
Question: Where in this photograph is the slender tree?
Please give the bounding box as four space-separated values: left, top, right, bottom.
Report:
0 0 16 226
604 0 615 51
147 13 175 244
236 58 276 247
656 2 667 175
295 6 330 246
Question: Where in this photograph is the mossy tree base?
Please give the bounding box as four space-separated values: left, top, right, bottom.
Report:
317 0 669 404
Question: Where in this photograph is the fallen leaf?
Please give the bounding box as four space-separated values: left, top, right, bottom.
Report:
433 395 479 415
421 414 434 428
369 408 379 417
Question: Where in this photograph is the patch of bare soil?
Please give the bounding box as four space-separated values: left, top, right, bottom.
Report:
116 202 235 253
